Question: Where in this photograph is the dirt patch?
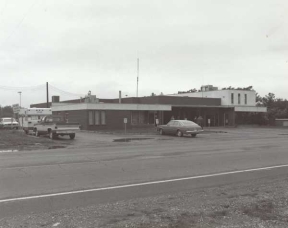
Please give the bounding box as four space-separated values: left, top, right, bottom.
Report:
242 199 277 221
0 130 72 151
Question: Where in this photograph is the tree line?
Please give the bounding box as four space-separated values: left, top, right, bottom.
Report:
0 106 13 118
257 93 288 122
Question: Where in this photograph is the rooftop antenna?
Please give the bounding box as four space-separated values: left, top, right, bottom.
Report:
136 58 139 97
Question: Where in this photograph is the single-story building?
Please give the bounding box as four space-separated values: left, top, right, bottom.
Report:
30 86 267 130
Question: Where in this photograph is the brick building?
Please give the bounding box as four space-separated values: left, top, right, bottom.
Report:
30 86 267 130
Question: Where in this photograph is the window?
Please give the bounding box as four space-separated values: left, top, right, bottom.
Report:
231 93 234 104
88 111 93 125
95 111 100 125
93 111 106 125
245 94 247 105
174 122 180 127
131 111 148 125
101 111 106 125
167 121 175 126
238 93 241 104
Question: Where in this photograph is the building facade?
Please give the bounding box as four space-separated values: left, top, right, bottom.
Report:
170 86 267 126
30 87 267 130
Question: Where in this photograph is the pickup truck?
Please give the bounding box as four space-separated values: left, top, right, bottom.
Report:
33 115 80 139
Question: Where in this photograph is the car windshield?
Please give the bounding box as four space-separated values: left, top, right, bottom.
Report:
53 117 63 122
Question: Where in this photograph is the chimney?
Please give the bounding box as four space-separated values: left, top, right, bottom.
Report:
119 91 122 104
52 96 60 103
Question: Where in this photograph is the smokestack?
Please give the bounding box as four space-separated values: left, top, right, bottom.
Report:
119 91 122 104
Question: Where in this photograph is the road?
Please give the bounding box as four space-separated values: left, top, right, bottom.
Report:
1 128 288 219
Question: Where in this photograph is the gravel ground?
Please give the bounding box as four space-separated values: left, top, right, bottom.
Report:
1 175 288 227
0 130 72 151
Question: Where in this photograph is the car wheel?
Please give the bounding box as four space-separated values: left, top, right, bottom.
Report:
191 134 197 138
177 130 183 137
35 129 39 137
69 134 75 140
159 129 164 135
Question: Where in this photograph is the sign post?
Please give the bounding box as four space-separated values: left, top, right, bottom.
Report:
12 104 20 130
124 118 127 135
12 104 20 114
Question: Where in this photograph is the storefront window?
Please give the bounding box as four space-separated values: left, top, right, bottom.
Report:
88 111 93 125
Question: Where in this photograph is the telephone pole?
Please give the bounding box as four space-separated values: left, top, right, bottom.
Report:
136 58 139 97
46 82 49 108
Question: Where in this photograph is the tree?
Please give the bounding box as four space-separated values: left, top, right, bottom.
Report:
0 106 13 118
262 93 276 108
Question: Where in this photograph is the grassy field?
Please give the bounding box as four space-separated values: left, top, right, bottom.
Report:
0 130 71 151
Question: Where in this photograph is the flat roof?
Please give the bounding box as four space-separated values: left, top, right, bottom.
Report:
51 103 172 111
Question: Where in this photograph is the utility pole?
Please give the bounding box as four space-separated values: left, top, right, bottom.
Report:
46 82 49 108
136 58 139 97
18 91 22 107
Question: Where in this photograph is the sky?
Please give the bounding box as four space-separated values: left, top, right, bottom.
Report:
0 0 287 107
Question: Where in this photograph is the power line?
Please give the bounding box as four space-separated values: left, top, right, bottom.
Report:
0 0 39 47
0 0 8 25
0 83 46 91
49 84 85 97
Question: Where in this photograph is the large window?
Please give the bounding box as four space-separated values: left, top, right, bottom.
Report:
245 94 247 105
95 111 100 125
90 111 106 126
131 111 148 125
231 93 234 104
238 93 241 104
101 111 106 125
88 111 93 125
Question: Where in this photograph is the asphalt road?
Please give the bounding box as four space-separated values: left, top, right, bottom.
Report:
1 128 288 218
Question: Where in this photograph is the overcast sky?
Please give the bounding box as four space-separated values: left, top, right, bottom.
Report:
0 0 287 107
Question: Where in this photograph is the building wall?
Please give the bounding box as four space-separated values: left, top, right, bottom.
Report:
86 110 131 130
275 119 288 127
100 96 221 106
171 90 256 106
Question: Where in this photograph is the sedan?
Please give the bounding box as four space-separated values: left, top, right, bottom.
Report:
157 120 203 137
0 118 19 129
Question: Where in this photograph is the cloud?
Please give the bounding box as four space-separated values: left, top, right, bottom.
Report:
0 0 288 107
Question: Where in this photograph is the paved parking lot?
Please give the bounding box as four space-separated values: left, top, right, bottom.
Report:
1 126 288 152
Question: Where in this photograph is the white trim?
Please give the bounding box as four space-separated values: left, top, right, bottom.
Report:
0 164 288 203
234 106 267 113
51 103 171 111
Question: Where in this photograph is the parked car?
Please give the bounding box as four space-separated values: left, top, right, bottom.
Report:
0 118 19 129
33 115 80 139
157 120 203 137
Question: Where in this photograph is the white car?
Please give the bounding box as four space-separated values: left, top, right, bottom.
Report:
0 118 19 129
